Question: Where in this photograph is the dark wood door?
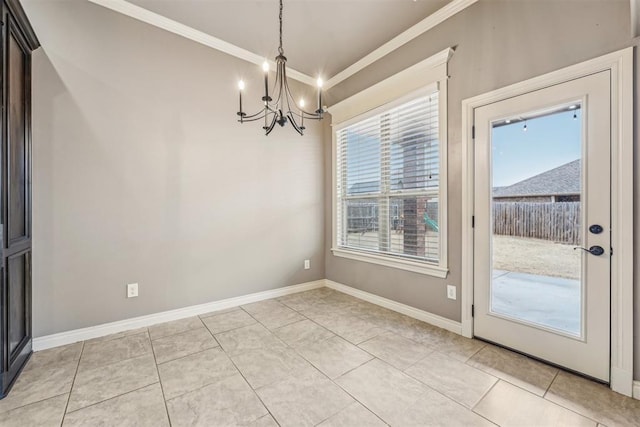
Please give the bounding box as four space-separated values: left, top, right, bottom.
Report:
0 6 32 396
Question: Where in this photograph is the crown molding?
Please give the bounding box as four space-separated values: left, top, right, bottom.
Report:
87 0 316 86
324 0 477 89
87 0 477 89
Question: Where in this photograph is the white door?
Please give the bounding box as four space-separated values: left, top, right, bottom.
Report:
473 71 611 382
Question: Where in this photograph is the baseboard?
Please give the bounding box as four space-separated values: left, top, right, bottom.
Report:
324 279 462 334
33 280 325 351
633 381 640 400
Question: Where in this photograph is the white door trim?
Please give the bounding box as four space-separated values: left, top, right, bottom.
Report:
461 47 634 396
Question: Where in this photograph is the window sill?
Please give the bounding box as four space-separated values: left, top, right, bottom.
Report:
331 247 449 278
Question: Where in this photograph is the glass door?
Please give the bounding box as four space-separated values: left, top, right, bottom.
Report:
473 71 611 382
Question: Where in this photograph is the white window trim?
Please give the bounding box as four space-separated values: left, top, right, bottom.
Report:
329 47 452 278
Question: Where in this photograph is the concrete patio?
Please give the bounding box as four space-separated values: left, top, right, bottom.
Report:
491 270 581 336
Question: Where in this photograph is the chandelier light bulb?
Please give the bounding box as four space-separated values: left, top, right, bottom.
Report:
262 61 269 72
316 77 323 88
299 99 305 108
238 80 245 91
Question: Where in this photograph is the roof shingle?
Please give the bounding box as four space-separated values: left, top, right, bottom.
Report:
493 159 580 198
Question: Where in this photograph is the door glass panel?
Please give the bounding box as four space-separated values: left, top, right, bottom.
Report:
491 104 582 336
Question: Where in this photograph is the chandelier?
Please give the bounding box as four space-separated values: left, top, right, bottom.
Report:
236 0 324 136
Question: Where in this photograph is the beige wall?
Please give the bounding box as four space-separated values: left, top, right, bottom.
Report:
324 0 639 375
24 0 325 337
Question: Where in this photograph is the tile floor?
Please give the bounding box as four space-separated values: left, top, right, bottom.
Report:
1 288 639 426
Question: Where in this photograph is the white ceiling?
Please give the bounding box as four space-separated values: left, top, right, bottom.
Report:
124 0 452 81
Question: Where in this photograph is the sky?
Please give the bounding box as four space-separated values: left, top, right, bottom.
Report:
492 109 582 187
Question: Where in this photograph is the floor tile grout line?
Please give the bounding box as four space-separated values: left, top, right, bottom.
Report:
288 323 338 350
239 304 306 333
62 381 161 416
471 377 501 412
312 400 379 427
0 391 71 418
162 370 240 404
399 347 437 373
60 340 85 424
265 343 386 427
418 382 496 425
463 342 487 363
290 327 374 377
403 365 498 423
325 361 390 426
226 304 374 424
225 350 282 426
482 379 604 425
151 324 215 344
155 331 252 402
238 292 551 424
86 330 150 347
85 328 149 345
338 355 493 424
398 352 501 411
540 375 604 425
203 318 259 337
82 330 152 361
155 344 224 367
329 354 376 381
148 317 206 342
149 330 173 427
543 370 560 398
76 346 155 375
197 306 241 320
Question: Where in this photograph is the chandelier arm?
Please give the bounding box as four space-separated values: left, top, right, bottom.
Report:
264 114 278 135
282 76 321 119
281 67 300 111
241 114 273 123
290 110 323 121
271 86 284 110
273 62 286 108
241 107 278 121
287 113 304 136
241 109 270 120
283 85 296 118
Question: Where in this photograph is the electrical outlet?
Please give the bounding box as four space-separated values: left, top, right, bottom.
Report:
127 283 139 298
447 285 456 300
304 259 310 270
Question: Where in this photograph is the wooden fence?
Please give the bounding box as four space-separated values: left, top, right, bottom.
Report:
493 202 581 244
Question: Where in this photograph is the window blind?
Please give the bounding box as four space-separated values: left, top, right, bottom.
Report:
336 92 440 263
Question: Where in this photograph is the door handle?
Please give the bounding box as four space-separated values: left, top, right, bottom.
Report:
573 245 605 256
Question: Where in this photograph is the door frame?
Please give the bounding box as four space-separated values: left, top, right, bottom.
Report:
460 47 634 396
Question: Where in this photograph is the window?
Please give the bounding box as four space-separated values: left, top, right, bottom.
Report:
330 49 451 277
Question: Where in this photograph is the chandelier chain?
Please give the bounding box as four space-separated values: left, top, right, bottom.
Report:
278 0 284 55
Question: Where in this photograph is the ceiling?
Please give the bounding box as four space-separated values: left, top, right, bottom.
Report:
124 0 453 81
